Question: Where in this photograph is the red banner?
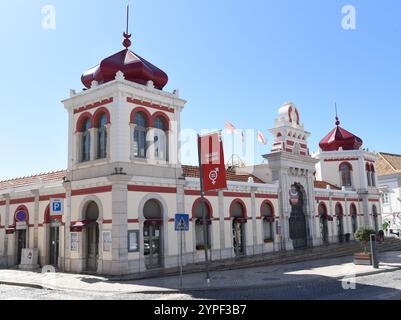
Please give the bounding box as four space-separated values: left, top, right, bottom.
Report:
198 132 227 192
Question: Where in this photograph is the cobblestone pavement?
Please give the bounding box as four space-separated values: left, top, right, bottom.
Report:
1 268 401 300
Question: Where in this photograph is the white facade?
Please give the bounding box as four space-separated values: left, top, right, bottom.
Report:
0 64 384 276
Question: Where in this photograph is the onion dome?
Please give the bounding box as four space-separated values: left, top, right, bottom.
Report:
81 26 168 90
319 116 363 152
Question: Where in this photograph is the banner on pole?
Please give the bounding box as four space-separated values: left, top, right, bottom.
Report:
198 132 227 192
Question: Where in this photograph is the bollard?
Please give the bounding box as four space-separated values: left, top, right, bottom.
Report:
370 234 379 269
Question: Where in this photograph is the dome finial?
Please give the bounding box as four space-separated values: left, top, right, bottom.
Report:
335 102 340 126
123 5 132 49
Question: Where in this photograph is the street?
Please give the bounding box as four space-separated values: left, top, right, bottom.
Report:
1 268 401 300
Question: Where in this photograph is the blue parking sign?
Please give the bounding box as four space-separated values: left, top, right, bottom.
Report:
175 214 189 232
50 199 63 216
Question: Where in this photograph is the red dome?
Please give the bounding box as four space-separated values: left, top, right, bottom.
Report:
81 34 168 90
319 118 363 152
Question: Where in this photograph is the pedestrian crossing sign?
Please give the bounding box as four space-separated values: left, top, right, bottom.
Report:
175 214 189 231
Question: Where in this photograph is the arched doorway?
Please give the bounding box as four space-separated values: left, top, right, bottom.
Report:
84 201 99 272
289 183 308 250
143 199 163 269
372 205 379 232
350 204 358 235
15 206 29 265
318 202 329 245
335 203 344 242
192 199 212 251
45 205 61 266
230 200 247 257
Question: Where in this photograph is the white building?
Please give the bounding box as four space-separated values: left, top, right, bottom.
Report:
0 27 383 275
377 152 401 235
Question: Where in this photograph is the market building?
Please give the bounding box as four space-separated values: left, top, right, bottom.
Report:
0 26 383 275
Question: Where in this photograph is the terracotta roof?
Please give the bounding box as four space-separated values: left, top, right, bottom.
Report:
377 152 401 176
182 166 265 184
314 180 341 190
0 170 67 191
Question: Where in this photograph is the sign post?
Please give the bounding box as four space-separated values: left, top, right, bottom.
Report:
197 132 227 287
175 214 189 289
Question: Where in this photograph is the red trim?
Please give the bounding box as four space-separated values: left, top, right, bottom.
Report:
39 194 66 201
368 199 380 202
339 161 353 171
72 186 112 197
229 199 247 218
128 185 177 194
151 112 171 131
294 108 300 125
10 198 35 205
103 219 112 224
300 144 307 149
76 112 93 132
332 197 345 201
127 97 175 114
191 198 213 219
130 107 152 126
276 133 282 138
224 192 252 198
324 158 358 162
260 200 274 218
255 194 279 199
335 203 344 217
350 203 358 216
128 219 139 223
184 190 219 197
0 201 6 206
315 197 330 201
74 97 113 115
93 107 111 127
318 202 328 217
287 140 295 146
300 152 307 156
285 148 293 153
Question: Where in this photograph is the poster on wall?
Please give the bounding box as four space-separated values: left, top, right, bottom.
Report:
70 232 79 252
103 231 112 252
128 230 139 252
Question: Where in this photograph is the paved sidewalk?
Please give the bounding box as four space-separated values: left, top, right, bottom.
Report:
0 251 401 294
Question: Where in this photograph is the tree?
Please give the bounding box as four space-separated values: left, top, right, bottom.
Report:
354 226 376 253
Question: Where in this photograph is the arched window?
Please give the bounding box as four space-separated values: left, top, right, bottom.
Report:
318 202 329 244
261 201 274 242
82 118 92 162
366 163 372 187
335 203 344 240
133 112 148 159
339 163 352 187
350 204 358 234
193 199 212 251
97 113 108 159
370 164 376 187
230 200 247 257
154 116 168 161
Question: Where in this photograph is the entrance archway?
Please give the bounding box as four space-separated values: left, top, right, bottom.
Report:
44 205 61 266
335 203 344 243
318 202 329 245
289 183 308 250
15 206 29 264
143 199 163 269
84 201 100 272
230 199 247 257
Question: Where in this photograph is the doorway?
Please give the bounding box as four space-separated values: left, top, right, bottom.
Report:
49 225 59 266
86 223 99 272
289 184 308 250
232 219 245 256
143 199 163 269
17 230 27 264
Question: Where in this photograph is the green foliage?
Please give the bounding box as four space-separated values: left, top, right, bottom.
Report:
382 221 390 231
354 226 376 243
354 226 376 253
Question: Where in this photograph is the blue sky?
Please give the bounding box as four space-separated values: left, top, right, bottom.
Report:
0 0 400 180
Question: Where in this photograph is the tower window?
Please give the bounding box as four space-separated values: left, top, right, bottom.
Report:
97 113 108 159
133 112 148 159
154 116 168 161
339 162 352 187
81 118 92 162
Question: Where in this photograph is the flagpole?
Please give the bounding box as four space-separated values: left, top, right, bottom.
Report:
197 134 211 287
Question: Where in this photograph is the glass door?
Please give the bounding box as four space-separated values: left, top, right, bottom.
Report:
49 226 59 266
144 224 161 269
